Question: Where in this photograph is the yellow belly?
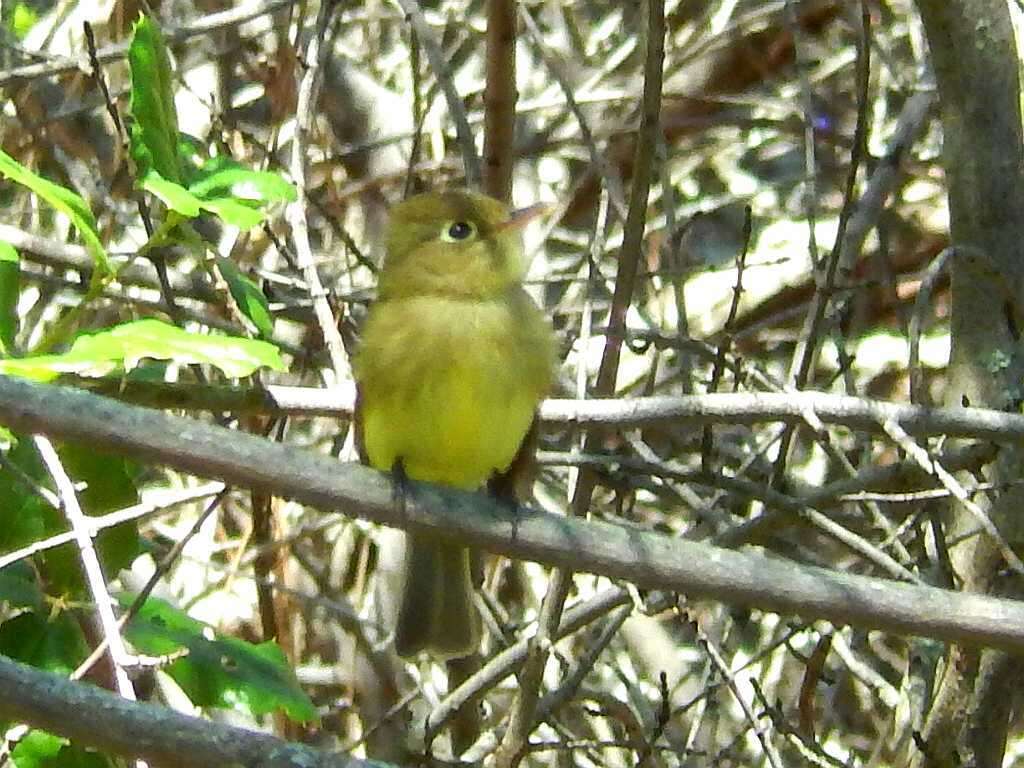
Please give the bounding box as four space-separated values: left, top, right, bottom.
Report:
355 292 552 490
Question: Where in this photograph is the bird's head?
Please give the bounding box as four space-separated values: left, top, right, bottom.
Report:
378 190 548 300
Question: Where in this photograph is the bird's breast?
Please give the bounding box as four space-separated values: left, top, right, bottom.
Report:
355 293 551 489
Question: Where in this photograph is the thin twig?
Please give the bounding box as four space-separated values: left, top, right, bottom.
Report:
519 7 628 219
909 246 953 403
427 589 633 739
74 378 1024 444
880 418 1024 576
0 0 299 87
0 482 224 570
287 1 351 382
774 1 873 485
701 205 752 472
32 436 138 703
71 488 230 683
391 0 483 187
691 615 785 768
496 1 666 762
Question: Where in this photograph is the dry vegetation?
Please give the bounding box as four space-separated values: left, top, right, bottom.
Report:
3 0 1024 766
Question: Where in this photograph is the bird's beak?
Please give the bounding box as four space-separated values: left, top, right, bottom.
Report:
498 202 554 232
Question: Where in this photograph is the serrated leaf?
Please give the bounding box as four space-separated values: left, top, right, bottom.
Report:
0 241 19 354
0 318 285 381
217 258 274 338
0 150 111 275
124 595 317 722
128 15 180 182
187 155 297 205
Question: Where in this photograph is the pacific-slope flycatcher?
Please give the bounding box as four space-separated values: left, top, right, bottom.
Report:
354 190 554 659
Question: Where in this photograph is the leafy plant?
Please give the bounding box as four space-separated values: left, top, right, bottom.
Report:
123 594 316 722
0 318 285 381
0 14 302 766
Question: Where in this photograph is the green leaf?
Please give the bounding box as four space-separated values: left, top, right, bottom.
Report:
217 258 274 338
142 169 272 229
11 731 112 768
0 612 90 674
0 561 43 609
187 155 297 205
128 15 180 182
124 595 317 722
194 195 266 229
0 318 286 381
10 729 67 768
0 241 19 354
140 170 201 217
0 437 140 599
0 150 111 275
0 439 51 555
9 3 38 40
46 746 112 768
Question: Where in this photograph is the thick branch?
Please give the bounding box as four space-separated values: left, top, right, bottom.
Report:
3 375 1024 651
0 653 375 768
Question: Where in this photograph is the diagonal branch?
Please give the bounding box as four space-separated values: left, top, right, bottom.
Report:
0 653 379 768
3 375 1024 652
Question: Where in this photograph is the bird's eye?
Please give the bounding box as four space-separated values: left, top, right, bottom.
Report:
441 220 476 242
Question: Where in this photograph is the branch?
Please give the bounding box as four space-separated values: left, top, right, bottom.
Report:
482 0 517 201
287 3 351 382
0 653 378 768
3 375 1024 653
391 0 483 187
0 0 298 87
81 378 1024 444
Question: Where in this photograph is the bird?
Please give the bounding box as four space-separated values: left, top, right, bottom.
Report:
353 190 554 659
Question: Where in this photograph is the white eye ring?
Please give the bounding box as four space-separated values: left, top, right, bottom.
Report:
440 220 477 242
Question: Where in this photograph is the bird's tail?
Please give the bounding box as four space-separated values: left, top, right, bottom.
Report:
395 534 480 659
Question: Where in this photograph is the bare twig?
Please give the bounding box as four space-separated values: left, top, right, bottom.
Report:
0 0 300 87
482 0 517 201
287 1 351 382
32 436 138 703
909 246 953 403
391 0 483 187
692 616 785 768
75 378 1024 444
519 7 628 219
775 1 872 485
496 1 666 761
880 418 1024 576
428 589 633 738
0 482 224 570
701 205 752 472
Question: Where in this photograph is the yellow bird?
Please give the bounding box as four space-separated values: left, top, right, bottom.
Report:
354 190 554 659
